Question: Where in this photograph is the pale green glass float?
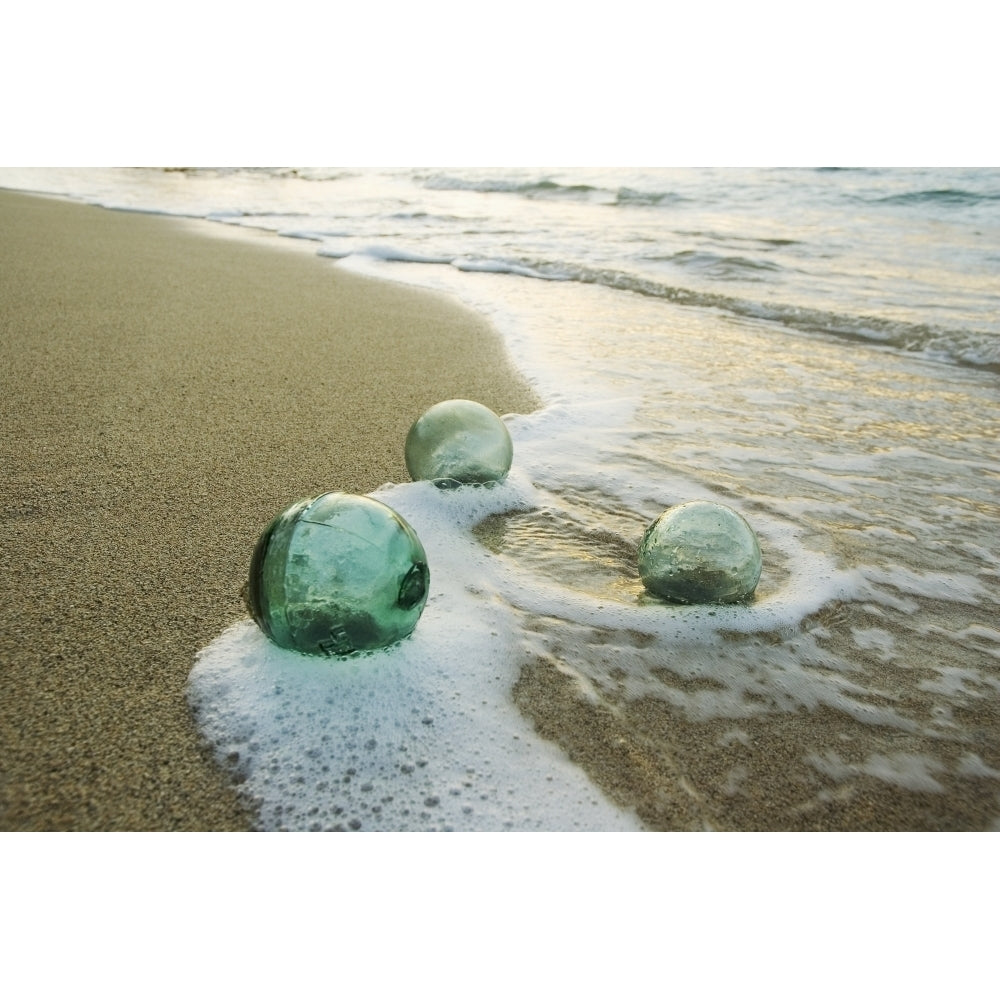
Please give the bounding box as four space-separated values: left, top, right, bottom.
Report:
245 492 429 656
638 500 762 604
405 399 513 487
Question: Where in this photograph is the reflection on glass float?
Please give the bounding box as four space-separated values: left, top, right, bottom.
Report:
405 398 513 487
638 500 762 604
244 492 429 656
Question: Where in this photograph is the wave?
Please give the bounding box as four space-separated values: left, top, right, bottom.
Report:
388 210 484 224
614 187 686 206
205 210 311 220
419 173 686 207
321 244 455 265
675 230 800 248
343 241 997 371
157 166 358 183
275 229 328 242
420 173 602 199
873 188 1000 207
657 249 783 278
451 256 557 279
562 265 1000 372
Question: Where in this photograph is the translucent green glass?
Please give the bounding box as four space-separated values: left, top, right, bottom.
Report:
638 500 762 604
245 493 429 656
405 399 513 487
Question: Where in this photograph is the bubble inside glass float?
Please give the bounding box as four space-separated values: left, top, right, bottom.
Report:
638 500 762 604
245 492 429 656
405 398 513 487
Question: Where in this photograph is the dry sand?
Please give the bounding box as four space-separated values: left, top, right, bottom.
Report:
0 189 540 830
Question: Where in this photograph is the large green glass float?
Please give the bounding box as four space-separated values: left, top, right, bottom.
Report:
245 492 429 656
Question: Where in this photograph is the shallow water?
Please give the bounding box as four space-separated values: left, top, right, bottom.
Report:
6 167 998 829
454 278 1000 829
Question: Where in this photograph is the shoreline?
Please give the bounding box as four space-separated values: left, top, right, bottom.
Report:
5 185 997 832
0 189 540 830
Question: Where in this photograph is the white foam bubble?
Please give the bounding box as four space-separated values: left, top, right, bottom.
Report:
856 564 991 607
806 750 948 794
189 476 642 831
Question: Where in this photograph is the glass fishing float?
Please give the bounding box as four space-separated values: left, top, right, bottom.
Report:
405 399 513 487
638 500 762 604
245 492 429 656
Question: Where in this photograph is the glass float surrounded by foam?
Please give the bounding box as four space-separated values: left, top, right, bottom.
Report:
638 500 762 604
245 492 429 656
405 399 513 487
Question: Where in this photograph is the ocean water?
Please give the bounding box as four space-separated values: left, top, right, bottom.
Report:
5 167 999 830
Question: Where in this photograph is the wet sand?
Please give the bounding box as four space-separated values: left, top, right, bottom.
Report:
0 189 539 830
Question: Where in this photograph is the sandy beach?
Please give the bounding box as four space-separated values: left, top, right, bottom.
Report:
0 189 539 830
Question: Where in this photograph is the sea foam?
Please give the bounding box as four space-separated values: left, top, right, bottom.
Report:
189 406 863 830
189 472 643 832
